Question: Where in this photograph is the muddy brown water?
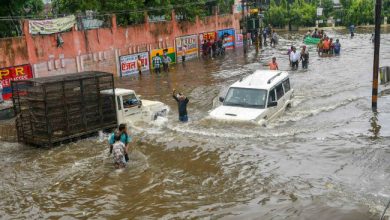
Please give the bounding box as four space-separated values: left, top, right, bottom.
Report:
1 29 390 219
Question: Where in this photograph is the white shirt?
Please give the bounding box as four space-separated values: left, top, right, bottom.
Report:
290 51 300 62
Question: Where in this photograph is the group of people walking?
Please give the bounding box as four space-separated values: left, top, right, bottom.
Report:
269 45 309 71
288 45 309 70
202 39 225 58
263 24 279 47
317 37 341 56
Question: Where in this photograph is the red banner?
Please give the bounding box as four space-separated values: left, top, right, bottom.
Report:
0 64 33 100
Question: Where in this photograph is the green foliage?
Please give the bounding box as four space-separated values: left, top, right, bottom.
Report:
321 0 334 17
344 0 374 25
51 0 233 24
264 0 288 27
0 0 44 37
265 0 378 27
266 0 315 27
173 0 207 22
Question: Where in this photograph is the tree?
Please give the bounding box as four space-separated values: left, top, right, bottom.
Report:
0 0 44 37
299 1 316 26
265 0 288 27
51 0 234 25
173 0 207 22
344 0 374 25
321 0 334 18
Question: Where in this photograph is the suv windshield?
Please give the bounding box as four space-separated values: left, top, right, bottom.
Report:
223 88 267 109
123 94 140 108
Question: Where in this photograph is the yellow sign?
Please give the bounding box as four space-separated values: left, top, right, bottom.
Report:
150 47 176 68
250 8 259 14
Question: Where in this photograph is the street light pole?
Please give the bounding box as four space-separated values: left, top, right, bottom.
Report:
242 0 247 54
372 0 382 112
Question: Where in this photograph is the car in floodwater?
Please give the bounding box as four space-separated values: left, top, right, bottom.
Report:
101 88 169 125
209 70 293 124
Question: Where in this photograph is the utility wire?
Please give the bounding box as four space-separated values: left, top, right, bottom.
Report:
0 0 219 21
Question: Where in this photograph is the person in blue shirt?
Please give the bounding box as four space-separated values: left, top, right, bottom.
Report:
109 123 131 162
349 24 355 37
172 89 189 122
333 39 341 55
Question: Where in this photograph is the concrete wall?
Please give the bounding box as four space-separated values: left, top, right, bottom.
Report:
0 37 29 68
0 11 240 78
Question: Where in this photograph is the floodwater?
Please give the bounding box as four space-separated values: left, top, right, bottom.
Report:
2 29 390 219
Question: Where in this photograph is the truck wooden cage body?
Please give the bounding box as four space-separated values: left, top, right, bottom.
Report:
11 71 117 147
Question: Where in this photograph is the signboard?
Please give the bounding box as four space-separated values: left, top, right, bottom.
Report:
235 33 244 47
218 29 235 49
29 15 76 35
119 52 150 77
317 8 323 16
233 0 243 13
81 19 104 30
199 32 217 53
0 64 33 100
175 34 198 62
150 47 176 68
250 8 259 14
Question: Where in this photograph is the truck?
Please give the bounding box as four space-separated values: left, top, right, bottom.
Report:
11 71 168 147
101 88 168 125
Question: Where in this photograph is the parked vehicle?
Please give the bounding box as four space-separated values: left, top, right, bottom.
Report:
209 70 293 124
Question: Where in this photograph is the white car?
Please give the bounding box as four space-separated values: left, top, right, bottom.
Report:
209 70 293 124
101 88 169 125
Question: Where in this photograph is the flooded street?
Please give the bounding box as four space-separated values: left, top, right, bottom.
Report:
2 30 390 219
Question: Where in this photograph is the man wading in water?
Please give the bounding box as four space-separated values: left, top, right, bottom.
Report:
172 89 189 122
109 123 131 163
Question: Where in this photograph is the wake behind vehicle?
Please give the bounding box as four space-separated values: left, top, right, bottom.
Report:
209 70 293 124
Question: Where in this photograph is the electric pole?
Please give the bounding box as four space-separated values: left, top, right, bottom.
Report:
242 0 247 54
372 0 382 112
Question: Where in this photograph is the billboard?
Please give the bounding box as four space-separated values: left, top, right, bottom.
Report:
235 33 243 47
218 29 235 49
119 52 150 77
0 64 33 100
150 47 176 68
199 32 217 54
175 34 198 62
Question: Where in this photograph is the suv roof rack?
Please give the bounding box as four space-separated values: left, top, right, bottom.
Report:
267 72 282 84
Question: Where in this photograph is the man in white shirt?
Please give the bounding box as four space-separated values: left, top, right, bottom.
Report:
290 47 300 70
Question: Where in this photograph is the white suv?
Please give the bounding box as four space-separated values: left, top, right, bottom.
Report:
209 70 293 124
